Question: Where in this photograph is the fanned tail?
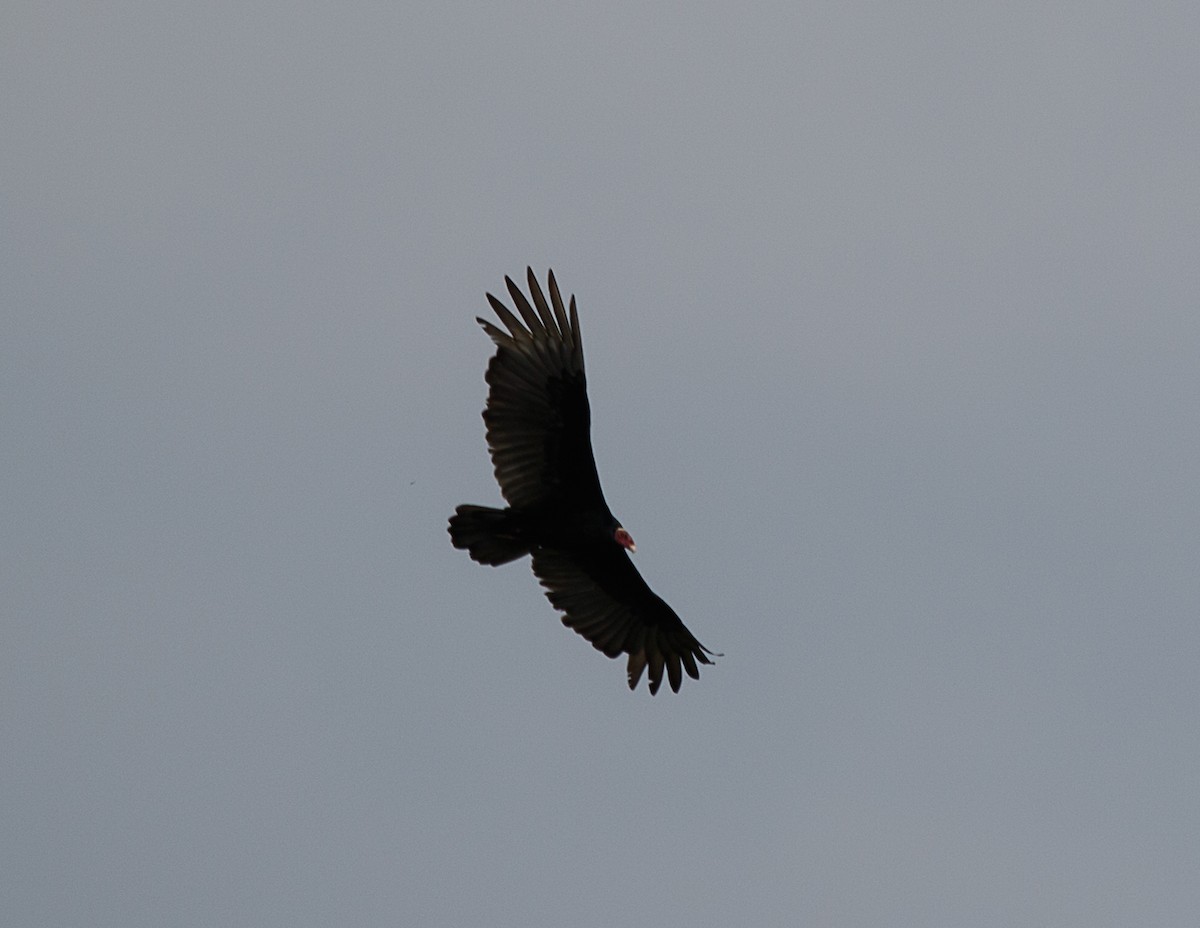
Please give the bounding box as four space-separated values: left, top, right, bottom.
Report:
448 504 529 565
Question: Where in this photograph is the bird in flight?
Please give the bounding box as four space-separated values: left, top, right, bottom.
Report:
449 269 718 694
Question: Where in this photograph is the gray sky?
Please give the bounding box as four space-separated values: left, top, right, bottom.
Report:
5 2 1199 925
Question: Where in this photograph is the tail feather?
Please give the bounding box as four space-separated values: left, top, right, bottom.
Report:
448 504 529 565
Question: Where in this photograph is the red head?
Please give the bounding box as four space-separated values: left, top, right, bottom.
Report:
614 526 636 553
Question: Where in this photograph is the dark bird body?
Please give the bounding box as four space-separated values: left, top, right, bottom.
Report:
449 269 717 694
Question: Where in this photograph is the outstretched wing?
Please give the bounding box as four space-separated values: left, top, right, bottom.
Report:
531 546 718 695
476 269 606 511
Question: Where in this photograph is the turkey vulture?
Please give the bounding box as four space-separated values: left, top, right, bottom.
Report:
448 269 717 694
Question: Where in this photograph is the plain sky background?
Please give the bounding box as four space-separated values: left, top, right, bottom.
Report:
4 2 1199 926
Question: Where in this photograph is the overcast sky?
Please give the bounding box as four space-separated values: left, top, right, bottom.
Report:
5 3 1199 926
